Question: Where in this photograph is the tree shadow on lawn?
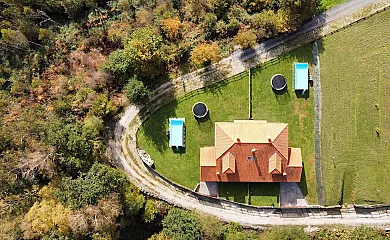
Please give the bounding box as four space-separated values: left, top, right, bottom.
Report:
140 100 179 153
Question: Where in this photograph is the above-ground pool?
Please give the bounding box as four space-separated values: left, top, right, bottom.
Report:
294 63 309 92
192 102 209 118
169 118 185 148
270 74 287 91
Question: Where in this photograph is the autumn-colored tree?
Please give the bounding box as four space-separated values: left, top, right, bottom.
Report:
251 10 289 38
160 17 183 40
67 193 122 236
21 187 72 239
190 42 221 67
279 0 319 30
233 30 257 49
125 26 164 77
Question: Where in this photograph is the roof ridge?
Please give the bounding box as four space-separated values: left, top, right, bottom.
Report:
216 143 235 160
271 124 288 160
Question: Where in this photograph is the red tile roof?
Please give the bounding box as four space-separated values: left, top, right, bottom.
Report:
200 120 302 183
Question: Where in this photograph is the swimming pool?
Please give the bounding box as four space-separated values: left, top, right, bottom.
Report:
294 63 309 91
169 118 185 147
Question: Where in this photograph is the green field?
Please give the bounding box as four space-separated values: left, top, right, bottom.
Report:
320 0 346 11
251 46 317 204
137 45 318 205
320 9 390 205
137 73 249 189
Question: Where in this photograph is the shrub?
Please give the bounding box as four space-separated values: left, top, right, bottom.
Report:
125 77 150 105
196 213 225 240
54 164 125 209
190 42 221 67
162 208 201 240
260 226 309 240
142 200 158 223
233 30 257 49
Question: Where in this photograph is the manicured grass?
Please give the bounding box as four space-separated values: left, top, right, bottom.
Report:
219 183 279 207
137 73 249 189
251 45 317 204
320 9 390 205
320 0 346 11
137 45 317 205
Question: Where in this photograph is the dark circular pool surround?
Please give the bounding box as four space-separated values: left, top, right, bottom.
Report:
270 74 287 91
192 102 208 118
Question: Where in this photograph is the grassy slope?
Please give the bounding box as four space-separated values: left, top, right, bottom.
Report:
251 45 317 204
320 10 390 205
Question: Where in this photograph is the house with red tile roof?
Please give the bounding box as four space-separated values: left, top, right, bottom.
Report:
200 120 302 183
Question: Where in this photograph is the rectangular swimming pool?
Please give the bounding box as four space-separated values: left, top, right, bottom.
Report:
294 63 309 91
169 118 185 147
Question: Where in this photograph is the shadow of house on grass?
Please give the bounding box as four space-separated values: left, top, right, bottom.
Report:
298 163 309 197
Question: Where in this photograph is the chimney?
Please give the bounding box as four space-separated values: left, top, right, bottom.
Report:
216 172 220 175
267 136 272 143
251 148 257 154
283 172 287 176
236 136 240 142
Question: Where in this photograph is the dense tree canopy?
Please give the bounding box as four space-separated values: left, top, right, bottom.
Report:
162 208 201 240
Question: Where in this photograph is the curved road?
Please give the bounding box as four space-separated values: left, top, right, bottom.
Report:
110 0 390 227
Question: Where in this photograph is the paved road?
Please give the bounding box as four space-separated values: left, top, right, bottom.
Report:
110 0 390 227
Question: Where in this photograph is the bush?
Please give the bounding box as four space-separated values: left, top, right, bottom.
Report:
233 30 257 49
125 77 150 105
162 208 201 240
190 42 221 67
142 200 158 223
196 213 225 240
260 226 309 240
54 163 125 209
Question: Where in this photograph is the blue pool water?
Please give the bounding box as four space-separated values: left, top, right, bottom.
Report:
170 119 184 147
295 63 309 91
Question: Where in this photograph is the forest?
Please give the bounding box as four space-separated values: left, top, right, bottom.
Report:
0 0 371 239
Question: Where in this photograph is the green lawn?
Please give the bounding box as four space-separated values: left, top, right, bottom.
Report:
251 46 317 204
137 44 318 206
320 0 346 11
320 9 390 205
219 183 279 207
137 73 249 189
